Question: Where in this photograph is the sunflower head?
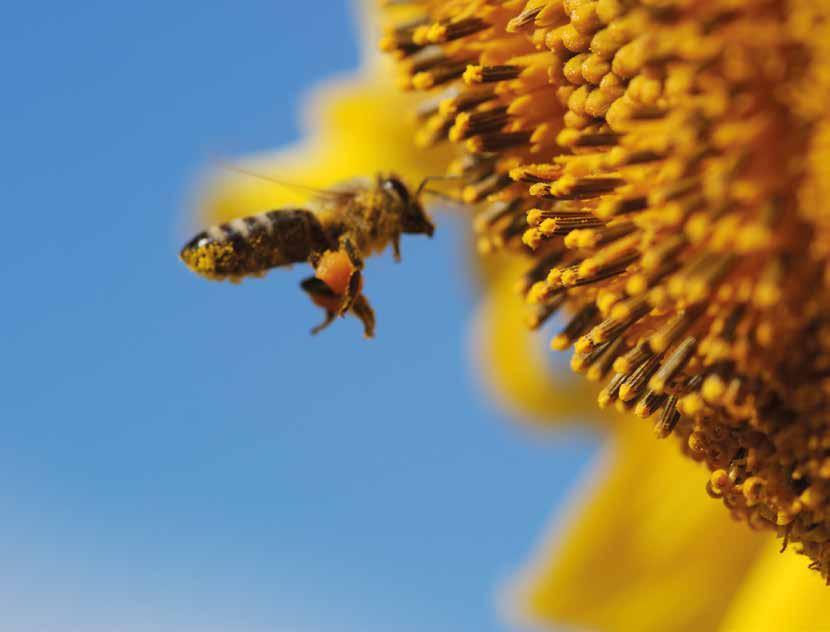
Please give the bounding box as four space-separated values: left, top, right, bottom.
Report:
381 0 830 577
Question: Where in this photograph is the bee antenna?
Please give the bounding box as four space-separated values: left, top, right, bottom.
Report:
422 188 465 207
414 174 464 200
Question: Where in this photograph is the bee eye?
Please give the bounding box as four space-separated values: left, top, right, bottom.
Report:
384 177 410 203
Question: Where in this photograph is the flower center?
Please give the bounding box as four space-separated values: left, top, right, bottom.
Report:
381 0 830 578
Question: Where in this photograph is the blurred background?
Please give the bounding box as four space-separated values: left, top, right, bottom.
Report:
2 2 596 630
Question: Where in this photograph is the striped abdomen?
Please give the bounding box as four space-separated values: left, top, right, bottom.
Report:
180 209 331 280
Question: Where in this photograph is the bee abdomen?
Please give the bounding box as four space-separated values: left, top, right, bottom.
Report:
182 209 330 280
261 209 330 263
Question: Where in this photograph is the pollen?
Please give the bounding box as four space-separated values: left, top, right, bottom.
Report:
381 0 830 577
180 240 238 281
315 250 357 297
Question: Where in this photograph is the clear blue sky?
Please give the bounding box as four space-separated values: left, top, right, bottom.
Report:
2 2 597 631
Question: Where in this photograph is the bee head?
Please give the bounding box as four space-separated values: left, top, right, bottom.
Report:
383 175 435 237
179 230 238 280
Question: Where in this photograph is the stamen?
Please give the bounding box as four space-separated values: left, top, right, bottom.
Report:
654 394 681 439
598 372 626 409
427 17 490 44
413 59 474 89
464 64 523 84
474 198 525 233
439 88 497 117
551 303 600 351
619 353 663 402
530 175 626 199
506 6 542 33
614 340 653 375
527 294 568 330
648 307 703 353
467 131 532 153
515 247 567 295
595 194 649 218
586 335 627 382
635 389 668 419
463 172 513 203
450 106 510 141
649 336 698 393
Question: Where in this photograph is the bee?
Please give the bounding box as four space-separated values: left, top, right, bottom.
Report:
179 172 436 338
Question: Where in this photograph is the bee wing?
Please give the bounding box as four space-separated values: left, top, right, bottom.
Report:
301 177 375 213
325 176 374 196
304 188 361 213
216 161 363 205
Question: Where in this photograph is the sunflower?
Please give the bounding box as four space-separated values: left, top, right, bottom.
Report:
190 1 830 629
480 263 828 631
379 0 830 578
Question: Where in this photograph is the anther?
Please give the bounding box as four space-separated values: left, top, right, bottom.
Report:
464 64 523 84
654 394 681 438
467 131 532 153
635 389 667 418
598 372 626 408
427 17 489 44
551 303 600 351
649 336 698 394
619 353 662 402
449 106 510 141
507 6 542 32
527 294 568 330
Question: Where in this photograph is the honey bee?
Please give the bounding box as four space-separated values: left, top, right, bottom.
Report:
179 173 436 338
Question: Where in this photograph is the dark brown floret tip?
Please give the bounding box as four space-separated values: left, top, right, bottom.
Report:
382 0 830 577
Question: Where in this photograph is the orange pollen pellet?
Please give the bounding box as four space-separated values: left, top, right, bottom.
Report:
316 250 358 297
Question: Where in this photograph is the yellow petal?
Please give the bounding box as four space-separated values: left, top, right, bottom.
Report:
717 542 830 632
507 419 770 632
195 72 453 226
472 257 597 425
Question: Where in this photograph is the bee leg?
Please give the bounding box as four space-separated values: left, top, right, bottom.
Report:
308 251 323 268
338 268 362 317
300 276 340 335
392 234 401 262
335 237 366 317
341 237 364 270
311 311 337 335
351 294 376 338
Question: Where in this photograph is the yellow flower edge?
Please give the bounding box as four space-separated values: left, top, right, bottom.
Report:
473 255 599 425
507 418 772 632
195 71 454 227
718 541 830 632
476 255 830 631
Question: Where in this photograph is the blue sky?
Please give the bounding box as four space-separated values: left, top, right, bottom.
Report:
2 2 597 630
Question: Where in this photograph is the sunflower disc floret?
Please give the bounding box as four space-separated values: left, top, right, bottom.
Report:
381 0 830 577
